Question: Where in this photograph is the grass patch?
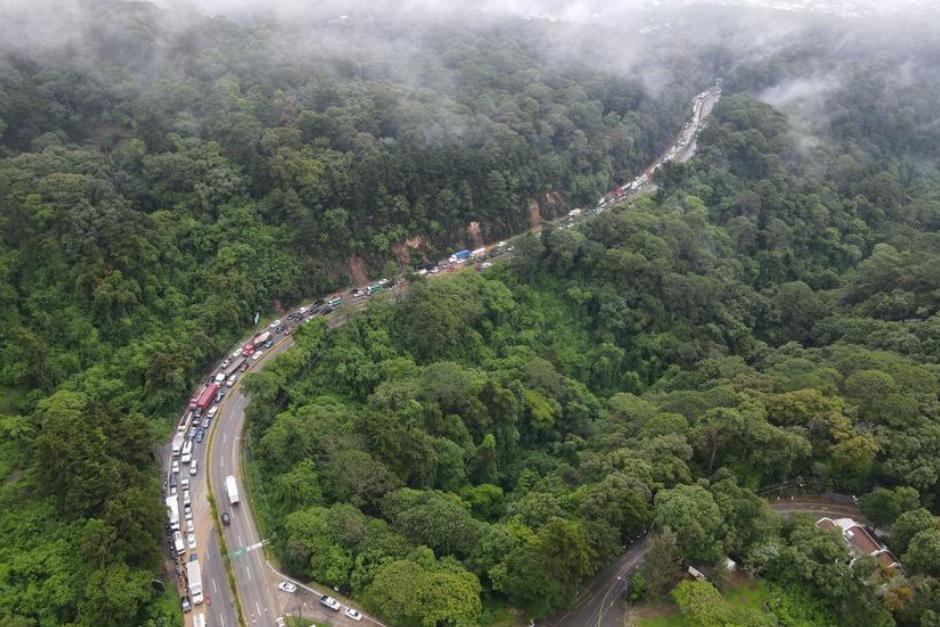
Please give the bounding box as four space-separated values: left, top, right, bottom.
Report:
285 616 328 627
479 599 528 626
637 579 771 627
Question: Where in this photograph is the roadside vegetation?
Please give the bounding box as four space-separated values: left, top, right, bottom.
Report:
245 58 940 626
3 2 940 626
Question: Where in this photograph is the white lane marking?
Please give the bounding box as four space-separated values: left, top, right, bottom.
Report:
213 578 219 594
246 566 252 582
219 612 225 627
256 601 262 617
222 431 227 444
238 534 244 547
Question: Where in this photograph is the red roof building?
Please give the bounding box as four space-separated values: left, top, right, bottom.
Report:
816 517 902 574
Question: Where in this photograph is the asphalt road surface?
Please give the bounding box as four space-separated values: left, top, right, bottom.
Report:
537 495 864 627
164 84 725 626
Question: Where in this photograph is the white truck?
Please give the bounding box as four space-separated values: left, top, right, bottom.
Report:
165 495 180 531
173 530 185 556
187 558 204 605
171 432 185 457
225 475 240 505
181 440 193 464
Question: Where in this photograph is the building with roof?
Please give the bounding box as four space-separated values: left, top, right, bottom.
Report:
816 517 903 574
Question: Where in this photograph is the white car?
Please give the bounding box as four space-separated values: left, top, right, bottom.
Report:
275 618 286 627
181 478 190 490
183 489 191 506
269 319 281 329
214 373 225 384
187 532 197 550
252 351 263 361
345 608 362 621
277 581 297 594
190 460 198 476
187 519 195 533
231 348 242 359
169 485 177 496
207 405 219 419
320 595 341 611
184 506 193 521
171 460 180 474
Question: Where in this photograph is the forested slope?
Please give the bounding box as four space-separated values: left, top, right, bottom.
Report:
244 58 940 627
0 2 703 625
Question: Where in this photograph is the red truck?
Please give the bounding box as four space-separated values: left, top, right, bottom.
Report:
241 342 255 357
194 383 219 414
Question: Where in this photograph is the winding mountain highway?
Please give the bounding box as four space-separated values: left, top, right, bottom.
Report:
162 84 724 627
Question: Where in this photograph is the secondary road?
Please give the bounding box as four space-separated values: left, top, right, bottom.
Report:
165 83 725 626
537 495 864 627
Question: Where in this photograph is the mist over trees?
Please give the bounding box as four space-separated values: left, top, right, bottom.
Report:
3 0 940 625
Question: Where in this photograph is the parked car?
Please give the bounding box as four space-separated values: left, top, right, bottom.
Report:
184 505 193 521
180 595 192 613
190 460 198 476
269 319 281 329
171 460 180 474
320 595 341 611
196 428 205 443
277 581 297 594
181 478 190 490
345 608 363 621
187 532 197 550
187 519 194 533
221 511 231 526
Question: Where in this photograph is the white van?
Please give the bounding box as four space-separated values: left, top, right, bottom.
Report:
193 613 206 627
173 530 185 556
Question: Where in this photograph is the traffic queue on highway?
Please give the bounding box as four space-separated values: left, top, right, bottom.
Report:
162 296 357 621
161 82 723 625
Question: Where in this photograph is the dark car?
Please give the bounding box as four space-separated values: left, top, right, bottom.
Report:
221 511 231 526
186 427 197 440
180 595 192 613
195 428 205 443
263 339 274 348
215 390 225 403
169 473 177 488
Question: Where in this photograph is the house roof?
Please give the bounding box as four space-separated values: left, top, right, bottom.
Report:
816 517 903 574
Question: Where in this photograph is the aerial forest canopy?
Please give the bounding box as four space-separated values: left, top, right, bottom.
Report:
2 0 940 625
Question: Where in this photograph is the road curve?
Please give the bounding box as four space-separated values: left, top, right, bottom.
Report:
165 84 725 626
537 495 865 627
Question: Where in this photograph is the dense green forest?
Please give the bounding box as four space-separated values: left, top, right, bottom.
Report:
4 0 940 625
0 2 706 625
244 52 940 627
